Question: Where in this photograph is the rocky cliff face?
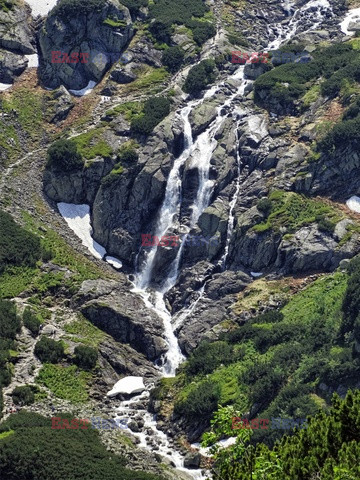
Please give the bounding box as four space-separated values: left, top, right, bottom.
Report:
38 0 134 89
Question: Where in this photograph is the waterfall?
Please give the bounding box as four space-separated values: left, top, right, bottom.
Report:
117 2 338 477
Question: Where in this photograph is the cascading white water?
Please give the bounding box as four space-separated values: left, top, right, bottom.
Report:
268 0 333 50
116 2 339 477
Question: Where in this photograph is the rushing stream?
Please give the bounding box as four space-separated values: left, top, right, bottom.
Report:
110 1 341 477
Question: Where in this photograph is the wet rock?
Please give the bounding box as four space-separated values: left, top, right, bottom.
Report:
183 452 201 469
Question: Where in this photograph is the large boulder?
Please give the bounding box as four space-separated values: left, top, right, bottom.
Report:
43 156 113 204
38 0 134 89
0 49 28 83
75 279 168 361
0 4 35 54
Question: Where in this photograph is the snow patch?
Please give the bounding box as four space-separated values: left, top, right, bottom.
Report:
69 80 97 97
25 54 39 68
346 195 360 214
251 271 263 277
25 0 58 17
107 376 145 397
0 83 12 91
57 203 106 259
105 256 123 270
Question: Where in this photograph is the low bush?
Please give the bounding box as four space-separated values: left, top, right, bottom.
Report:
51 0 104 17
186 341 233 376
73 345 97 370
11 385 37 406
0 210 44 273
34 337 64 364
0 300 20 340
23 307 42 336
46 139 83 172
131 96 170 135
183 59 216 95
120 0 147 15
162 46 185 73
175 380 221 418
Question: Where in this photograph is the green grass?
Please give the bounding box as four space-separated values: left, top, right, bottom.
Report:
0 431 14 440
2 89 43 141
0 266 38 299
123 67 169 93
71 128 113 160
36 364 91 403
103 17 127 28
301 84 321 108
64 315 106 348
105 101 144 121
22 211 108 289
252 191 342 234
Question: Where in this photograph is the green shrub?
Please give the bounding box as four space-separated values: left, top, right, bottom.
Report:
257 198 272 216
149 20 172 43
22 307 42 336
0 0 14 12
0 411 163 480
47 139 83 172
316 214 336 233
175 379 221 418
34 337 64 364
149 0 208 27
0 210 43 273
162 46 185 73
51 0 104 17
117 144 138 163
73 345 97 370
187 19 215 45
11 385 36 406
120 0 147 14
131 96 170 135
0 300 20 340
183 59 216 95
186 341 234 376
340 257 360 338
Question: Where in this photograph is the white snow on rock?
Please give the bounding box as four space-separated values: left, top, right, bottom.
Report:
69 80 97 97
25 54 39 68
346 195 360 214
57 203 123 269
340 7 360 35
251 271 263 277
57 203 106 259
105 256 123 269
107 376 145 397
25 0 58 17
0 83 12 91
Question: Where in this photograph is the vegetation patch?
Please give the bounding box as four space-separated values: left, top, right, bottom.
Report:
183 59 216 95
0 411 163 480
169 269 353 446
71 127 113 160
130 96 171 135
36 364 91 403
253 191 342 234
63 316 106 348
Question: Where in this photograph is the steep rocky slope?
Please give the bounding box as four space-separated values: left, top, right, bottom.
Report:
0 0 360 478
